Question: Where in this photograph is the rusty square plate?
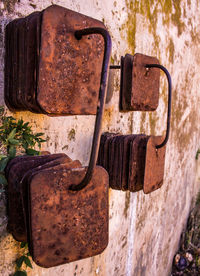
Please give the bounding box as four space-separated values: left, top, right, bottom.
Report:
20 158 82 242
17 18 27 110
120 53 160 111
37 5 105 115
128 135 145 192
4 21 13 110
7 153 70 241
115 136 124 190
5 5 107 115
111 135 121 190
108 135 119 189
97 132 108 167
143 136 166 194
28 166 109 268
24 12 42 113
121 135 137 191
5 19 21 110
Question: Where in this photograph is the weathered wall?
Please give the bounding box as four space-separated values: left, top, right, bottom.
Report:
0 0 200 275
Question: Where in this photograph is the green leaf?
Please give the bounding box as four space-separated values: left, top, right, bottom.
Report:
0 174 7 186
26 148 40 156
35 132 45 137
20 242 27 248
7 128 16 140
0 106 5 115
0 157 9 172
24 256 33 269
8 146 16 158
0 154 7 160
8 138 19 145
13 271 27 276
16 256 25 268
23 122 29 128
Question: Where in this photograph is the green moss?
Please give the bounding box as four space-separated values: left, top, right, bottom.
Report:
140 112 147 133
161 0 172 26
128 113 133 133
123 0 141 54
171 69 198 160
123 191 130 218
110 56 115 64
162 0 172 14
123 0 185 57
149 112 157 135
171 0 185 36
3 0 18 13
190 27 200 44
187 0 191 7
68 128 76 141
167 38 175 63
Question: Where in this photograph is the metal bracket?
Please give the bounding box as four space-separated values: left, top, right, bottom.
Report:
69 28 112 191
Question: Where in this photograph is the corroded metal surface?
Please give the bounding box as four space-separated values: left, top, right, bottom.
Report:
4 5 106 115
128 135 147 192
120 53 160 111
98 133 165 194
28 166 109 268
143 136 166 194
21 159 82 242
6 153 70 241
38 5 105 115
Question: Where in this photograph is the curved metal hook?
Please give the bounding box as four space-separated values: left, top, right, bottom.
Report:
145 64 172 149
69 27 112 191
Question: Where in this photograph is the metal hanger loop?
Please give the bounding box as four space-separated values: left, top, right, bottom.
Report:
69 27 112 191
145 64 172 149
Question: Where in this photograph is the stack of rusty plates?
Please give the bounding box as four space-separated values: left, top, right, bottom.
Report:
97 133 166 193
6 153 109 267
4 5 105 115
120 53 160 111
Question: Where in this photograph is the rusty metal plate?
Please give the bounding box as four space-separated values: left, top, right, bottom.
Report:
108 135 118 189
143 136 166 194
28 166 109 268
7 153 70 241
5 153 60 179
120 53 160 111
4 19 20 111
37 5 105 115
121 135 136 191
5 5 106 115
20 159 82 242
128 135 146 192
24 12 42 113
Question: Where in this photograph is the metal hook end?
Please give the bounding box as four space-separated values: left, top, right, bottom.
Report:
145 64 172 149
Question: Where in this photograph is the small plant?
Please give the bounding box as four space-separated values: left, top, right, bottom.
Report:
0 106 46 275
0 106 45 192
14 243 33 276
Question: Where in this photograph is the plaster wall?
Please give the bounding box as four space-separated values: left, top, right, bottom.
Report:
0 0 200 276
